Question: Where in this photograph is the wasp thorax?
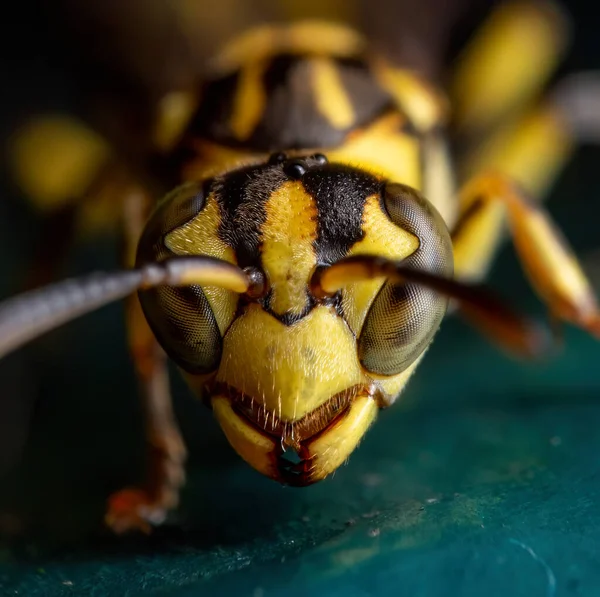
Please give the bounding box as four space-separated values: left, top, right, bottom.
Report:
136 157 453 485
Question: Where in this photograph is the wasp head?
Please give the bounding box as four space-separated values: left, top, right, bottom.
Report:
136 153 453 485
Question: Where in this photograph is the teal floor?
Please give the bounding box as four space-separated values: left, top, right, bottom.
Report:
1 314 600 596
1 153 600 595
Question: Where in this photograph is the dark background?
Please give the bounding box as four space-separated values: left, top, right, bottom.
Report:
0 1 600 595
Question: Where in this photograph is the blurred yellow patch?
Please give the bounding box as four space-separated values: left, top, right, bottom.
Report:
9 115 110 212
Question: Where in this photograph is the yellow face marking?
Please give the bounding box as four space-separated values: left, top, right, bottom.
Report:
310 57 355 130
229 60 268 141
164 195 238 335
217 305 364 422
260 181 318 317
304 395 378 481
328 114 422 185
209 20 365 76
342 195 419 336
164 194 233 259
212 396 277 479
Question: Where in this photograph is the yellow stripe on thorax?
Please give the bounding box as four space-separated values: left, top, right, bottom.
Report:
164 195 238 335
310 57 355 130
328 114 422 188
229 60 268 141
373 63 447 132
261 181 318 317
209 20 365 76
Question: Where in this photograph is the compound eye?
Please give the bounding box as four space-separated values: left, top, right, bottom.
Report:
358 183 454 376
137 181 207 259
136 181 223 375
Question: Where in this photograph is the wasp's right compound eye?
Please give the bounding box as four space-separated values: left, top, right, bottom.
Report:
358 183 454 376
136 182 224 375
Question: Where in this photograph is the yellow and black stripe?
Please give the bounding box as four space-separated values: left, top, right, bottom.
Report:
156 21 446 196
139 152 451 380
128 21 455 488
189 53 397 150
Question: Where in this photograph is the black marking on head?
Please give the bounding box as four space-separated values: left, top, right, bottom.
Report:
260 290 342 327
214 164 288 268
302 164 382 264
260 288 315 326
209 158 380 325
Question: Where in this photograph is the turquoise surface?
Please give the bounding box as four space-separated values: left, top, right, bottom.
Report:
1 151 600 595
1 0 600 585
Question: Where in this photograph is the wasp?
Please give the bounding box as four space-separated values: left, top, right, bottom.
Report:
2 2 600 535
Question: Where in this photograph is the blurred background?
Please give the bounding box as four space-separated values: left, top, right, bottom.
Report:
0 1 600 595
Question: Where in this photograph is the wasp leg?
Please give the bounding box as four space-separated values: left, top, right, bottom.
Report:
457 100 573 200
450 0 577 199
452 172 600 341
460 70 600 197
450 0 570 140
105 300 187 534
105 190 187 535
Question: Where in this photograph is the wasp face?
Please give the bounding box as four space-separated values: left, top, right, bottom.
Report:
137 154 453 485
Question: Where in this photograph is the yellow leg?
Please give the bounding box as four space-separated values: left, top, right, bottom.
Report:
450 1 600 344
449 0 578 199
452 172 600 339
457 101 574 199
450 0 570 139
104 189 187 535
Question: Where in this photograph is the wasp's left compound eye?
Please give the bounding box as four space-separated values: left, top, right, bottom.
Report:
136 182 224 375
358 183 454 376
